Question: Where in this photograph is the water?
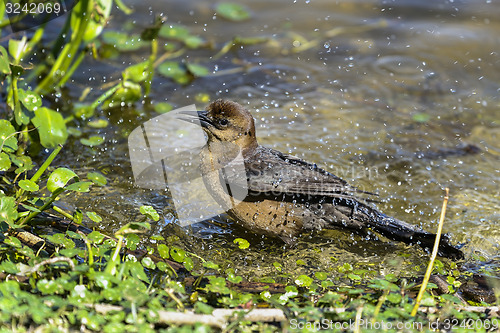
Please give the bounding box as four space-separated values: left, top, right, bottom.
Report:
59 0 499 278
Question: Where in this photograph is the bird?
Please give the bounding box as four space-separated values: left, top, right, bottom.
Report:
180 99 464 260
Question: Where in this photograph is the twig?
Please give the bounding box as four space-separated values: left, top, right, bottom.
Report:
165 288 185 310
21 257 75 275
10 229 46 249
87 303 286 329
456 305 500 316
418 305 500 316
411 188 450 316
354 305 364 333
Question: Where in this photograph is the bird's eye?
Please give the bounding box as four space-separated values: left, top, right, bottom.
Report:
219 119 229 126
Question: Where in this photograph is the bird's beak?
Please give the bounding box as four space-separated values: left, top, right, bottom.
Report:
178 110 212 129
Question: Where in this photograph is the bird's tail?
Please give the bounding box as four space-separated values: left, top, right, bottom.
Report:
358 206 464 260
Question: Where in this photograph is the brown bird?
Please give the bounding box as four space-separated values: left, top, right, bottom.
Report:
181 99 464 260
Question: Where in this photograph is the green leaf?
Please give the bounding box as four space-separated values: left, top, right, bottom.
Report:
87 231 105 243
272 261 282 272
45 233 66 245
5 235 22 247
87 172 107 186
101 31 147 51
153 102 173 114
315 272 328 281
321 280 334 288
0 46 11 75
159 25 190 40
215 3 251 21
67 127 82 137
12 155 33 174
141 257 156 270
184 35 204 49
347 273 361 281
80 136 105 147
439 293 463 305
86 212 102 223
104 81 142 108
10 64 24 77
368 279 399 292
296 259 306 266
158 61 186 77
234 36 268 45
203 261 219 270
387 292 402 304
156 261 167 272
8 38 27 63
140 205 159 221
72 209 83 224
157 244 169 259
125 234 140 251
285 285 298 296
295 274 313 287
164 42 177 52
413 112 431 123
260 291 271 300
127 261 149 283
67 231 83 239
14 95 30 126
157 61 190 84
19 203 40 213
102 31 126 44
259 277 275 283
0 152 11 171
47 167 78 193
88 119 109 128
0 197 18 225
73 103 95 119
71 0 112 42
123 61 150 83
183 257 194 271
18 89 42 111
0 119 18 152
60 248 81 257
421 292 436 307
170 247 186 263
194 302 213 315
207 276 228 294
37 279 60 295
226 271 242 284
18 179 39 192
233 238 249 249
32 107 68 148
66 181 92 192
0 260 19 273
338 262 352 273
384 273 398 282
186 63 209 77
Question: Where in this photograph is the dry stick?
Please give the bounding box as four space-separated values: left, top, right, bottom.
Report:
87 303 287 329
411 188 450 316
419 305 500 316
21 257 75 275
354 305 364 333
10 229 47 249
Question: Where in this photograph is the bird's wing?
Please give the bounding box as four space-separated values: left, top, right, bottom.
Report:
226 146 376 199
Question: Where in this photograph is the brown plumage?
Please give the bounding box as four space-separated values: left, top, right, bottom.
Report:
181 99 464 260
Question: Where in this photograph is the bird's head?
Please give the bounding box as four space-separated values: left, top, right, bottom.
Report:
181 99 258 151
